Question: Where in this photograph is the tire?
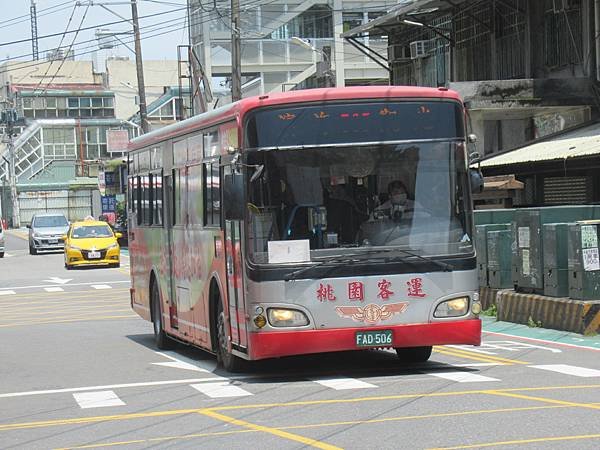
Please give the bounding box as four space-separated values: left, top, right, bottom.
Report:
112 262 121 268
29 245 37 255
395 346 433 363
65 263 72 270
0 252 4 258
151 280 175 350
216 301 245 373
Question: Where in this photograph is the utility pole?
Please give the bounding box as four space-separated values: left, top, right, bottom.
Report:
1 108 21 228
130 0 149 133
230 0 242 101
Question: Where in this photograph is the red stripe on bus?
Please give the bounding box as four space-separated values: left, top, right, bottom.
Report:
248 319 481 360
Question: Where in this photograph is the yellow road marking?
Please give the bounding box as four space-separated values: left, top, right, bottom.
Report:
430 433 600 449
199 409 342 450
0 288 129 302
54 430 257 449
0 308 132 323
2 385 599 432
0 304 130 318
0 297 128 310
0 314 138 328
486 390 600 410
433 348 510 365
55 405 569 450
436 346 530 364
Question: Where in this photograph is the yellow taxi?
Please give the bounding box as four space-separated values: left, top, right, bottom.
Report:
63 220 122 269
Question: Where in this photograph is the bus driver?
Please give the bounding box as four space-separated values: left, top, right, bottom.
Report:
375 180 414 222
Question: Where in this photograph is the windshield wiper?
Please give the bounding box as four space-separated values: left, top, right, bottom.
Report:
284 247 453 281
393 248 453 272
284 249 395 281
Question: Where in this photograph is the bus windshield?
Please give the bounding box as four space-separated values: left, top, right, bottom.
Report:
245 141 473 264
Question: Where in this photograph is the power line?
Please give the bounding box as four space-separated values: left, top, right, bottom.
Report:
0 6 188 49
0 1 73 27
31 3 79 95
39 3 92 96
0 0 388 77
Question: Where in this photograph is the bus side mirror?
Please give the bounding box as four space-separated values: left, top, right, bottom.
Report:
223 172 245 220
470 168 484 194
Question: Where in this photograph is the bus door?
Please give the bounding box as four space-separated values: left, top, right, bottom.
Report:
163 172 179 331
223 164 248 351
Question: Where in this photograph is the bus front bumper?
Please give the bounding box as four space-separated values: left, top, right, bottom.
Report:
248 318 481 360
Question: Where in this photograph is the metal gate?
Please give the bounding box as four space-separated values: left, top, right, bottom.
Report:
18 190 94 224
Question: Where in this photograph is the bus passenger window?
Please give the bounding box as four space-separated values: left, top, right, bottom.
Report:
153 173 163 226
204 162 221 227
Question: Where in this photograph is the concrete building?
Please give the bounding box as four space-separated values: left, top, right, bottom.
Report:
188 0 396 97
0 59 184 224
342 0 600 205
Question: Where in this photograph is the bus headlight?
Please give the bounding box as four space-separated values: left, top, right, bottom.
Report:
434 297 469 318
267 308 309 327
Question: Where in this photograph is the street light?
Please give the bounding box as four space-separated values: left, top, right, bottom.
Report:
290 37 334 87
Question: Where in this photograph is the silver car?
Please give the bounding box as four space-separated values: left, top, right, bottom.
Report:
0 222 4 258
28 213 70 254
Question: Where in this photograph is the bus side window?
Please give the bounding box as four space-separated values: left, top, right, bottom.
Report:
153 171 163 227
203 161 221 227
136 176 142 226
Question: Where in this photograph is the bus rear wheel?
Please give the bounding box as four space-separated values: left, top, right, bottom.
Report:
395 346 432 363
216 302 245 373
151 280 174 350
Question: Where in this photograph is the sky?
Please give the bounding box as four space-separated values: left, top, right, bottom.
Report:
2 0 189 63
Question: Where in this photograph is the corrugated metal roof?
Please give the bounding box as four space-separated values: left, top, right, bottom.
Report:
479 122 600 168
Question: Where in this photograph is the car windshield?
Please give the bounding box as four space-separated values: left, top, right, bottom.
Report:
71 225 113 238
245 141 473 264
33 216 68 227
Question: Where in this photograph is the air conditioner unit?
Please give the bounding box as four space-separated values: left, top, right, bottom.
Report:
388 44 411 62
409 40 432 59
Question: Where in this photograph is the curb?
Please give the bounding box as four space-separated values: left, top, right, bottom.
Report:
496 289 600 335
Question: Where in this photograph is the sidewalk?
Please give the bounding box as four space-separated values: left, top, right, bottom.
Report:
5 228 28 240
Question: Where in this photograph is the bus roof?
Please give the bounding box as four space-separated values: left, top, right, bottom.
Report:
128 86 462 152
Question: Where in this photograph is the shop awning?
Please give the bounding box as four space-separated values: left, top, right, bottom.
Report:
479 122 600 169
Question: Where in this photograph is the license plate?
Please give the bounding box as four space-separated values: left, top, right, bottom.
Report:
48 239 58 244
88 251 101 259
355 330 393 347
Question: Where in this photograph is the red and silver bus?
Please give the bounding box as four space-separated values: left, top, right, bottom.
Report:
128 86 482 371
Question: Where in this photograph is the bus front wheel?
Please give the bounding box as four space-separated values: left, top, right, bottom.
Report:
395 346 432 363
151 280 174 350
216 302 245 373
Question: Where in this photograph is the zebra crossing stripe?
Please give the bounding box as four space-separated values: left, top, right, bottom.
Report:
0 291 16 296
529 364 600 377
191 382 253 398
44 287 64 292
91 285 112 290
73 390 125 409
427 371 500 383
312 378 377 390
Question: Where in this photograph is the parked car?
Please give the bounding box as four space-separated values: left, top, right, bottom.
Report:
63 220 122 269
28 213 70 254
0 221 4 258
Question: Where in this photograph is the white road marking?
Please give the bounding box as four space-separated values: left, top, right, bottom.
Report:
73 390 125 409
483 330 600 352
155 351 218 373
0 280 129 291
529 364 600 377
427 371 500 383
91 284 112 290
312 377 377 390
44 277 72 285
4 253 13 258
153 362 211 372
0 378 226 399
44 287 64 293
0 290 16 296
451 340 562 355
191 382 253 398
